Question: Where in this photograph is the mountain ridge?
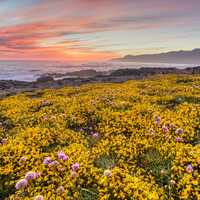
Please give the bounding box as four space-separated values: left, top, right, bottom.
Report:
113 48 200 64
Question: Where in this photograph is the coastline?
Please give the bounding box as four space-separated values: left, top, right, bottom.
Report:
0 66 200 98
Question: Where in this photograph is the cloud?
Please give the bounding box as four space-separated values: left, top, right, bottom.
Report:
0 20 118 61
0 0 200 60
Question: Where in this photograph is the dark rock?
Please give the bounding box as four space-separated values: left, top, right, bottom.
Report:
0 80 30 90
36 76 54 83
185 66 200 74
66 69 103 77
0 66 200 98
110 67 186 77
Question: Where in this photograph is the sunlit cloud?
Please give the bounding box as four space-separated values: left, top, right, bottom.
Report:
0 0 200 61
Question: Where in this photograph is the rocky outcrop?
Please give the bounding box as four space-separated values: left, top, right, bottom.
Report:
0 80 31 90
36 76 54 83
0 66 200 98
43 69 104 79
185 66 200 74
66 69 103 77
110 67 186 77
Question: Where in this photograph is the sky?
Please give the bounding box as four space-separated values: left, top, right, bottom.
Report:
0 0 200 61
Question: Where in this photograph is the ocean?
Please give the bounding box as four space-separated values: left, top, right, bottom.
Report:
0 60 193 82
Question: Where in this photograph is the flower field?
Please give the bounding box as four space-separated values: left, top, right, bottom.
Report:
0 75 200 199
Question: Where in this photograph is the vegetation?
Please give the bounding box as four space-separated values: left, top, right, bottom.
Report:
0 75 200 199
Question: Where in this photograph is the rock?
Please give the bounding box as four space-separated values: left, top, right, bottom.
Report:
0 66 200 98
36 76 54 83
66 69 103 77
0 80 30 90
185 66 200 74
110 67 184 76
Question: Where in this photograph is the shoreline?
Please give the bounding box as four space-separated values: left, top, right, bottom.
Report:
0 66 200 98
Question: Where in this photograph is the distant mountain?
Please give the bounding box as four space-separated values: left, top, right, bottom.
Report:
113 49 200 64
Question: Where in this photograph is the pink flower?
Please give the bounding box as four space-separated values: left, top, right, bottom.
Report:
154 116 161 125
25 171 40 181
57 151 68 161
176 137 183 142
162 126 169 133
15 179 28 189
49 161 59 167
175 128 184 134
43 157 52 165
35 172 41 178
186 164 194 173
92 132 99 138
72 163 80 171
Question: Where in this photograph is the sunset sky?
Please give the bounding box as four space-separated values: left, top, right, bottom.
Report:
0 0 200 61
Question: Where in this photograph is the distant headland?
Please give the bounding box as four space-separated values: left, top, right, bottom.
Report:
113 49 200 64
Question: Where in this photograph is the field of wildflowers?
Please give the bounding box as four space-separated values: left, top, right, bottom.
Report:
0 75 199 199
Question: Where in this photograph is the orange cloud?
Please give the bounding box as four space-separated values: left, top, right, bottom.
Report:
0 0 200 61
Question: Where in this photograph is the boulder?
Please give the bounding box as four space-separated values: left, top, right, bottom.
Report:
36 76 54 83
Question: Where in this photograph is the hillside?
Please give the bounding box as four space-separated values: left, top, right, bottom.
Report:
113 48 200 64
0 75 200 199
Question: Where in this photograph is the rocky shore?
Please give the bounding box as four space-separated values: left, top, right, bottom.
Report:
0 66 200 98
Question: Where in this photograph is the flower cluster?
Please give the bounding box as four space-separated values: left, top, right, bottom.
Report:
0 75 199 199
15 171 40 189
57 151 69 161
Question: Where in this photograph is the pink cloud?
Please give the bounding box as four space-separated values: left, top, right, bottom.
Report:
0 0 200 60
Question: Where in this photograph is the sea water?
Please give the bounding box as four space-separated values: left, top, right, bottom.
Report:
0 60 193 82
